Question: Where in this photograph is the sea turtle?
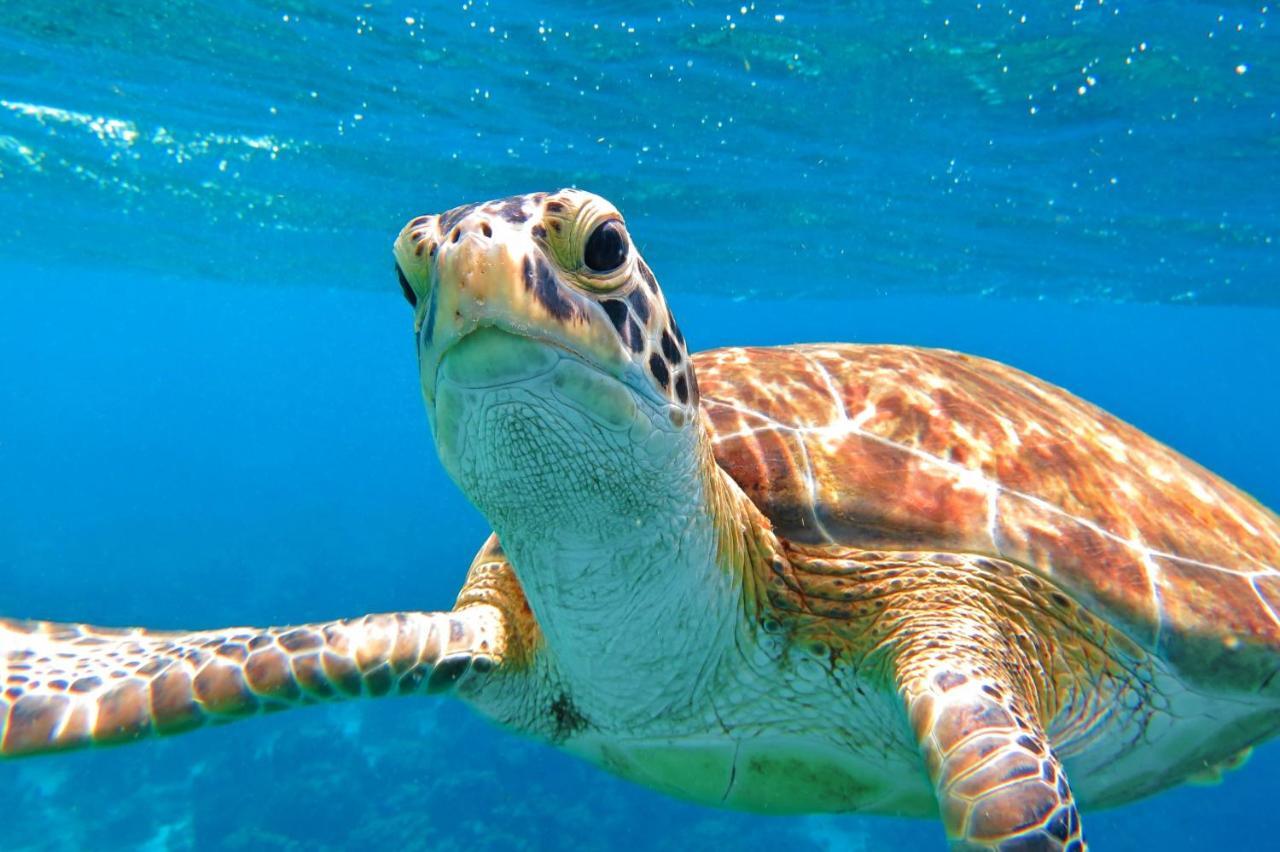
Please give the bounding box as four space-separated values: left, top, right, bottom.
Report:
3 190 1279 850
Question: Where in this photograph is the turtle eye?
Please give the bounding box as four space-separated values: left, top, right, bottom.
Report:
583 220 627 273
396 263 417 307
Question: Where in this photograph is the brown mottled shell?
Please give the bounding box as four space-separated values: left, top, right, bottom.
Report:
697 344 1280 691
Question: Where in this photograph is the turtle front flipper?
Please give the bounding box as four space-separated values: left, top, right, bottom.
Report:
0 606 508 757
883 572 1086 851
775 546 1095 848
896 640 1084 850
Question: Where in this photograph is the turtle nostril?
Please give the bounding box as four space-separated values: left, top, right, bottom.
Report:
480 221 492 238
451 227 462 243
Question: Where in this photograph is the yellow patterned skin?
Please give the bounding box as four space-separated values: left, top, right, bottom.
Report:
5 191 1280 852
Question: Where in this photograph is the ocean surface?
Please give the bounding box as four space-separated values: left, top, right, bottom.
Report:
1 2 1277 850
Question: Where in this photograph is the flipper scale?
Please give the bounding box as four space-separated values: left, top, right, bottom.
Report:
0 610 504 756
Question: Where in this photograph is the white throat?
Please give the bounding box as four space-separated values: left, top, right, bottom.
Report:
434 345 743 723
505 475 742 724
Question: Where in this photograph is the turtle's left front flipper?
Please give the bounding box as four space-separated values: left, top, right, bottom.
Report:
0 607 506 757
894 625 1085 851
778 546 1089 850
879 554 1088 851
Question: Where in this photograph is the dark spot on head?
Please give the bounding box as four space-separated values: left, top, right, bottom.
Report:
660 330 682 364
438 201 479 234
450 227 461 243
623 318 644 353
531 223 547 240
626 288 651 323
684 366 699 403
933 671 967 691
665 308 685 346
551 221 561 233
545 200 564 213
480 221 492 238
675 373 689 404
1050 592 1072 609
648 353 670 389
396 264 416 307
408 215 431 229
522 256 577 321
1019 574 1043 591
495 195 529 223
600 298 628 332
637 258 659 293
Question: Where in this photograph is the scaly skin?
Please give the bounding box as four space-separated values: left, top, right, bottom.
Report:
0 544 533 757
4 190 1279 852
0 610 501 755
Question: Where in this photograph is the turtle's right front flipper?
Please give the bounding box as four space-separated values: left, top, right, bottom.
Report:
0 605 509 757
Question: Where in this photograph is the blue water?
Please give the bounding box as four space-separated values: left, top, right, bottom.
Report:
2 1 1278 850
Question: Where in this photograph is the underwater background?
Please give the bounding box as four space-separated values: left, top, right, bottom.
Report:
1 1 1276 849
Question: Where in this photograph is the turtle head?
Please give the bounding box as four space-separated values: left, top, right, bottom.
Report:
393 190 702 544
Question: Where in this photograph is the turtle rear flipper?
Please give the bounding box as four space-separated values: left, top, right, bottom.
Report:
0 607 507 757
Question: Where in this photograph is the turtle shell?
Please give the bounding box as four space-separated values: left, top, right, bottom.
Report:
697 344 1280 692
